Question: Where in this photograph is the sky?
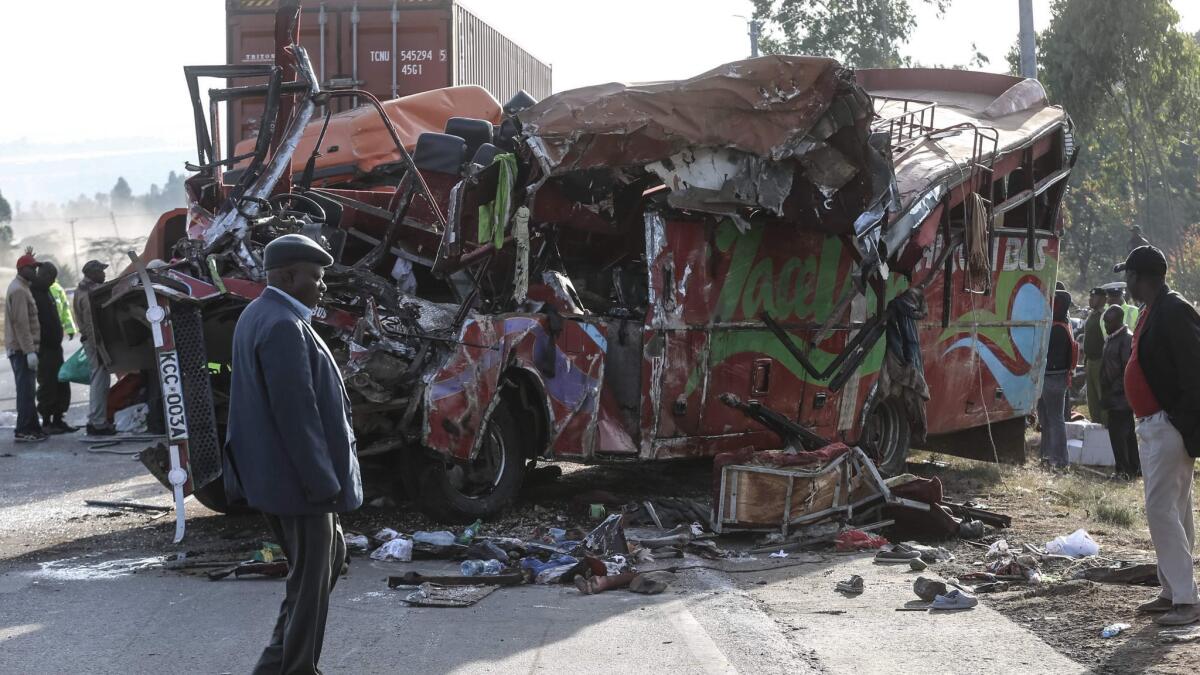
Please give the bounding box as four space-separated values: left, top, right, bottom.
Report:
1 0 1198 204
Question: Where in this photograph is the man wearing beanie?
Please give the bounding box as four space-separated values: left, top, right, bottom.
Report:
6 250 45 442
223 234 361 674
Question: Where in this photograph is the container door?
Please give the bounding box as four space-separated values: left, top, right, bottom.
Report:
341 8 450 106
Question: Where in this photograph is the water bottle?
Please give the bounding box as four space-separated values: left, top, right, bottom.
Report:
457 519 484 545
461 559 504 576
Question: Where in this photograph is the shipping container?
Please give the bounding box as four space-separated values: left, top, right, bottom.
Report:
225 0 551 147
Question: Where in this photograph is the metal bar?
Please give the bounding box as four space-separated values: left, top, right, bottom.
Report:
208 80 312 102
351 1 360 108
318 3 327 84
390 0 399 99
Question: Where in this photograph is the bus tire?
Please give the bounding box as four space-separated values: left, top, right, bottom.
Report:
862 397 911 477
192 478 253 515
416 400 525 524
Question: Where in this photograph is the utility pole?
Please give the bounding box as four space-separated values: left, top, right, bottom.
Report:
1018 0 1037 79
68 218 80 273
749 19 761 58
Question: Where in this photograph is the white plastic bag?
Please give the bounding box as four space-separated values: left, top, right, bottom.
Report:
370 537 413 562
374 528 401 542
1045 529 1100 558
113 403 149 433
986 539 1010 559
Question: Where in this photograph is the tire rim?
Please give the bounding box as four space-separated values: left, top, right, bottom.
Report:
863 400 901 468
444 417 507 499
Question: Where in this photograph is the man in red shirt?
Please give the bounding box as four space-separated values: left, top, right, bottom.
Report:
1115 245 1200 626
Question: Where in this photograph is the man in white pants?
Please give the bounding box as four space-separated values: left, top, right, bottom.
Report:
1116 246 1200 627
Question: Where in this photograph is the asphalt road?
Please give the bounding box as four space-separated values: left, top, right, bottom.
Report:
0 367 1086 673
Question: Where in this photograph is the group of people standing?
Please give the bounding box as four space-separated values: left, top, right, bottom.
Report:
1040 245 1200 627
1082 283 1143 478
6 250 114 442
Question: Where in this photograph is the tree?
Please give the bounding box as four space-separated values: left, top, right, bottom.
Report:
0 189 11 224
110 177 133 207
1038 0 1200 287
751 0 951 68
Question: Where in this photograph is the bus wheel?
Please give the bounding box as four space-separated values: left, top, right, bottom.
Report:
416 400 525 524
862 398 911 477
193 478 253 515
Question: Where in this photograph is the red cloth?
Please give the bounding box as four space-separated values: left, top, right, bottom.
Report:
1126 310 1162 417
15 254 36 269
834 529 888 551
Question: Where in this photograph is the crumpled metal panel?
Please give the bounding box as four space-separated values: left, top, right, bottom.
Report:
519 56 854 173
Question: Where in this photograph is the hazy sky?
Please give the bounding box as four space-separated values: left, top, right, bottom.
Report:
1 0 1197 197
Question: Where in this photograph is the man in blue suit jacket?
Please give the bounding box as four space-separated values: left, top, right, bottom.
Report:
224 234 362 675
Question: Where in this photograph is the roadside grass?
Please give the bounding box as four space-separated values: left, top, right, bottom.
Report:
908 450 1170 533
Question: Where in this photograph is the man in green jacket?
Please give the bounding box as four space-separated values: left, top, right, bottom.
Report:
1083 288 1107 426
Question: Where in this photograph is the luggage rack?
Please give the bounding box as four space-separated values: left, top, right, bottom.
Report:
872 96 937 158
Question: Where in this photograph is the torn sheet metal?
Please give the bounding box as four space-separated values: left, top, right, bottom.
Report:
519 56 850 172
647 147 794 221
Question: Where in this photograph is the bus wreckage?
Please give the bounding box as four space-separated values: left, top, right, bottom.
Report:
89 5 1075 540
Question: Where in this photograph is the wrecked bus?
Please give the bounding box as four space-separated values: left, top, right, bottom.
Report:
88 4 1074 539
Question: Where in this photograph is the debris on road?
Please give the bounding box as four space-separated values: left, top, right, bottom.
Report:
835 575 865 595
1044 529 1100 558
83 499 172 513
402 583 499 608
835 529 889 552
1100 623 1131 638
930 589 978 611
1078 562 1159 585
370 538 413 562
913 577 949 602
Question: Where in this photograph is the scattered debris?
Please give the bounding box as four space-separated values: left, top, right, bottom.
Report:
1159 627 1200 644
835 575 864 595
83 499 172 513
1078 563 1159 586
402 583 498 608
910 558 928 571
1100 623 1131 638
930 589 978 610
370 538 413 562
835 529 889 552
913 577 949 602
460 559 504 576
629 571 675 595
207 561 289 581
770 551 789 559
387 571 523 588
1045 529 1100 558
344 533 370 552
575 571 636 595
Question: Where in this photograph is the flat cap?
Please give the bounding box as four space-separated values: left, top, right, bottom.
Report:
1113 245 1167 276
264 234 334 270
82 260 109 273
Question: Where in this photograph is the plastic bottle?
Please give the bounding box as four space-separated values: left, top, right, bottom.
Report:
457 519 484 545
460 559 504 576
412 531 456 547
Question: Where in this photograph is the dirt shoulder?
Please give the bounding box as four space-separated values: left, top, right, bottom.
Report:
913 451 1200 674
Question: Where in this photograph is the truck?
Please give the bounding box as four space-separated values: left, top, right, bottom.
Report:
89 2 1075 540
225 0 552 148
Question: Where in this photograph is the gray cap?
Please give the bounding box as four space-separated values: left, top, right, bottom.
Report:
264 234 334 271
82 260 109 274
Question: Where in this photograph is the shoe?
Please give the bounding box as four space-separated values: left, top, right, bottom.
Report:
875 548 922 563
1156 604 1200 626
1137 596 1174 613
914 576 949 602
51 420 78 433
931 589 979 610
835 574 864 594
86 424 117 437
14 431 47 443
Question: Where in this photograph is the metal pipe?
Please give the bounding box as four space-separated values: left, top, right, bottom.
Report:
391 0 399 99
351 1 360 108
319 3 327 84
